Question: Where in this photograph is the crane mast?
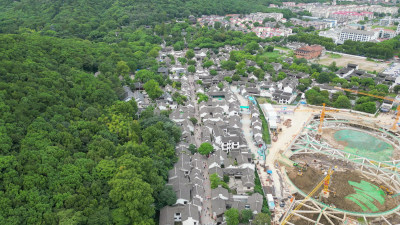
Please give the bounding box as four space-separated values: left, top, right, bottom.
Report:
281 169 334 225
334 86 400 131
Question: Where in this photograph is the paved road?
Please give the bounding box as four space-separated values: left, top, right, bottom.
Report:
188 74 212 224
200 162 214 225
231 86 259 157
189 75 202 147
231 86 283 199
263 105 318 200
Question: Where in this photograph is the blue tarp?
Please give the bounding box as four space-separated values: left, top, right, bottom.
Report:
268 202 275 210
267 170 272 174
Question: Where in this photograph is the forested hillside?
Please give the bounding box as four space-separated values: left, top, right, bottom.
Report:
0 10 279 223
0 0 303 40
0 32 181 224
0 0 335 223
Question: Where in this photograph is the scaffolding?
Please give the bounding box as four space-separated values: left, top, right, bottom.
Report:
281 116 400 224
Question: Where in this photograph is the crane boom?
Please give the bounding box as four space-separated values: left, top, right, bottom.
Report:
334 87 398 103
334 86 400 131
281 169 334 225
318 103 326 134
392 105 400 131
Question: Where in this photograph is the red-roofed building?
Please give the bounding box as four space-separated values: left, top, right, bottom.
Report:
331 11 374 21
295 45 324 59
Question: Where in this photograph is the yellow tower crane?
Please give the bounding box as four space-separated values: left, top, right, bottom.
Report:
281 169 335 225
292 103 338 135
334 87 400 131
318 103 326 134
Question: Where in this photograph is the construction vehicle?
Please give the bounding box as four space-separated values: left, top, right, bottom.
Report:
271 128 281 142
293 162 308 171
380 185 394 195
297 170 303 176
321 167 337 198
281 168 335 225
392 193 400 198
334 86 400 131
272 131 278 142
313 103 341 140
283 119 292 127
277 105 338 139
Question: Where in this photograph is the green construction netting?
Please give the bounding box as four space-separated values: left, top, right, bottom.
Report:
334 129 394 161
346 180 386 212
345 196 369 212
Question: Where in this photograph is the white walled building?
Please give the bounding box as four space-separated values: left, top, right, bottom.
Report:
338 29 378 43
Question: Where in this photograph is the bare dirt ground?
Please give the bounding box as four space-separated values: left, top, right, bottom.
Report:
321 128 349 150
265 105 400 223
316 53 389 72
286 154 398 213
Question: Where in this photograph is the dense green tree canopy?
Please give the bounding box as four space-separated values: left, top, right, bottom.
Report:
0 0 334 224
253 213 271 225
188 65 196 73
0 0 299 40
144 79 163 100
355 101 377 114
240 209 253 224
198 142 214 155
155 186 177 210
210 173 230 189
0 33 181 224
333 95 351 109
225 208 240 225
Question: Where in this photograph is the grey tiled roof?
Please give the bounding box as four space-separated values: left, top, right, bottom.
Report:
212 187 229 200
159 205 184 225
177 153 192 172
248 193 263 214
182 204 200 222
212 198 226 216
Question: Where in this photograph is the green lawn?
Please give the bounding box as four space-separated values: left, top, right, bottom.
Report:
256 101 271 144
371 25 397 31
328 53 342 59
262 50 283 60
273 46 293 56
274 46 291 52
257 97 277 104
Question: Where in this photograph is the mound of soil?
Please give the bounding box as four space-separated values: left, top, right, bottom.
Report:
287 165 398 213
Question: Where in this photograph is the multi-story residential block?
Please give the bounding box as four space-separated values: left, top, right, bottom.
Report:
197 13 290 38
330 11 374 22
309 4 397 19
339 29 378 42
380 17 400 27
375 28 397 39
282 2 296 6
251 27 292 38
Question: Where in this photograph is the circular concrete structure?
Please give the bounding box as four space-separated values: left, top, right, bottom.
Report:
282 116 400 225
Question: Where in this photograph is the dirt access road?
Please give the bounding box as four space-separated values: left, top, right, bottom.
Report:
316 51 389 72
267 105 398 166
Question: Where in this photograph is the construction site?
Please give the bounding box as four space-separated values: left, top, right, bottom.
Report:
260 99 400 225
